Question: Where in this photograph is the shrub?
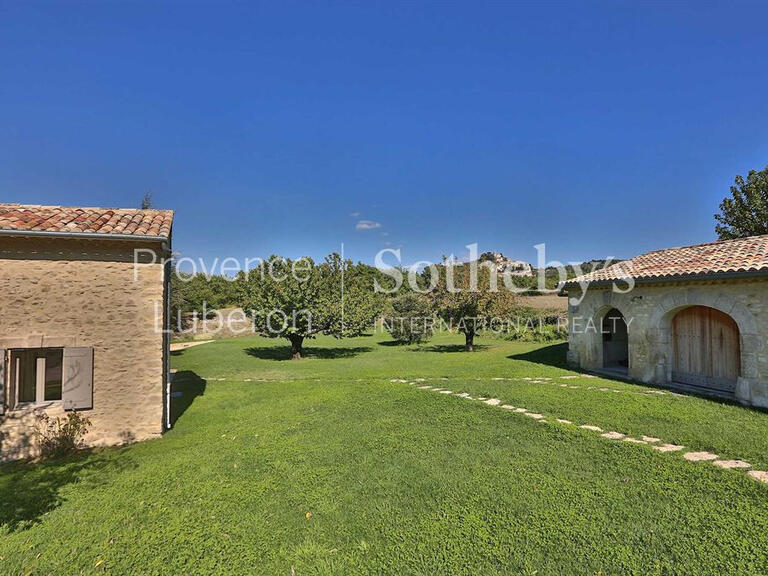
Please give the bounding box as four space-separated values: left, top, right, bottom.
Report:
384 293 435 344
34 411 92 459
505 323 567 342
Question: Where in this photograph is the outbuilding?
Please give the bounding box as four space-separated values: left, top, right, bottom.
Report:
562 235 768 408
0 204 174 460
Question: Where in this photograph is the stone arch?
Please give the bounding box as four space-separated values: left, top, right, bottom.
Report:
646 287 760 387
573 291 633 371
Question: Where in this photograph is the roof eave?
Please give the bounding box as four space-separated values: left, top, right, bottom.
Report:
0 228 170 243
561 268 768 292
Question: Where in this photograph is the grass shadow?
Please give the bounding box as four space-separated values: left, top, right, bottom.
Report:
170 371 207 426
244 346 373 361
508 342 569 368
410 344 489 353
0 448 136 533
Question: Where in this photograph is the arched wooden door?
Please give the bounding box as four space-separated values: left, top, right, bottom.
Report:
672 306 740 393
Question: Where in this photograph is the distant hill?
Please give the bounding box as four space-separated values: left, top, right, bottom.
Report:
477 251 533 277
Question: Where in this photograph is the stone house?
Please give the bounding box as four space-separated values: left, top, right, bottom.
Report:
0 204 174 460
562 234 768 408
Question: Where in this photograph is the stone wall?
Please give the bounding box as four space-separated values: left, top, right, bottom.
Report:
0 236 169 460
566 278 768 408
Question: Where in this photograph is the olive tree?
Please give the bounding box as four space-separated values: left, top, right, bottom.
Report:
384 293 434 344
237 253 380 359
433 262 518 351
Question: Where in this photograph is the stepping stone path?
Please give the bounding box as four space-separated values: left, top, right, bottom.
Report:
400 377 767 487
748 471 768 484
624 437 647 444
653 444 685 453
713 460 751 469
684 451 719 462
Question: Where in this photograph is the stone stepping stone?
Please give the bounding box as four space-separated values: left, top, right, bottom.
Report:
560 375 578 379
538 420 548 424
484 398 502 406
624 437 648 444
525 413 544 420
748 471 768 484
559 384 568 387
652 444 685 453
477 397 487 401
579 425 602 432
683 451 719 462
641 436 661 443
418 385 432 389
414 378 426 382
568 386 579 389
456 392 471 398
514 408 527 413
601 431 625 440
439 390 453 394
556 418 572 424
712 459 751 469
501 405 515 410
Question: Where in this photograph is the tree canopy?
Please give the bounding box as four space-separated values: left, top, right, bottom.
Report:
433 262 518 351
237 254 382 358
715 165 768 239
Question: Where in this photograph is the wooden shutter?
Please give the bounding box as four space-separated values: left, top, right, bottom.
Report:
62 347 93 410
0 348 5 415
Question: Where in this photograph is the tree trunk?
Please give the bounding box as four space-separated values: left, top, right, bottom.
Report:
288 334 304 359
465 331 475 351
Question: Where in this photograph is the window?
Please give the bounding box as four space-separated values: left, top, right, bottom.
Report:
10 348 64 404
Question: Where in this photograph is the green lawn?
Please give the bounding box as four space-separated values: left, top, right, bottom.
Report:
2 331 768 574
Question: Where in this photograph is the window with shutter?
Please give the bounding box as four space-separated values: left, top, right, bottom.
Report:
62 347 93 410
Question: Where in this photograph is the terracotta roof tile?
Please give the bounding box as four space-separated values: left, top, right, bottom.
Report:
0 204 173 239
566 234 768 287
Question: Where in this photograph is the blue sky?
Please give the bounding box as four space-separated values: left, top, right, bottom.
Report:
1 1 767 269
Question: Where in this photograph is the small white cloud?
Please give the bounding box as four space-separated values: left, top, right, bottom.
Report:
356 220 381 231
349 212 361 218
381 231 390 237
